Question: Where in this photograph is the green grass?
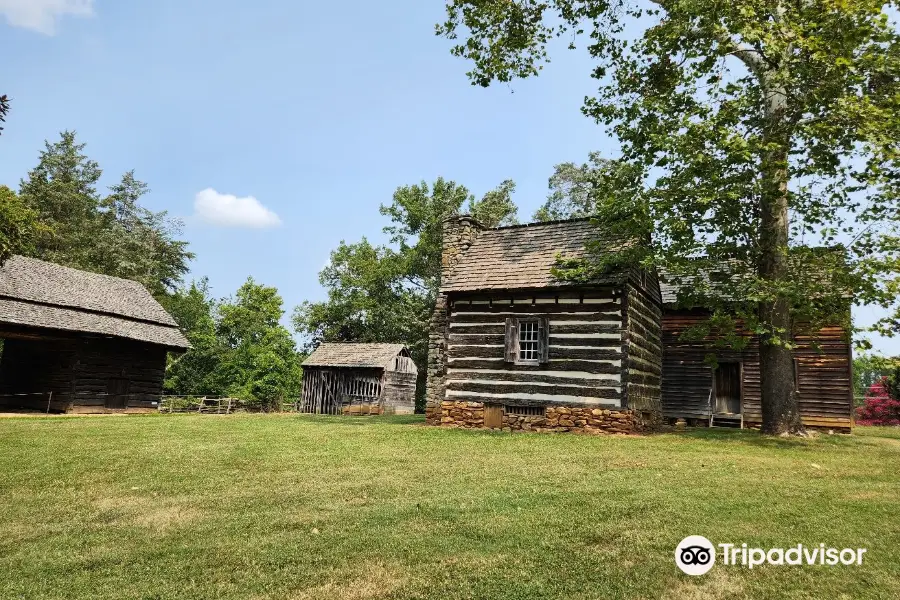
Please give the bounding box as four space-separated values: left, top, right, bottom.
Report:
0 415 898 600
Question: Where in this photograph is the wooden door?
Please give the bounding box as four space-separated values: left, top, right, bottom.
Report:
105 378 130 409
714 363 741 414
484 404 503 428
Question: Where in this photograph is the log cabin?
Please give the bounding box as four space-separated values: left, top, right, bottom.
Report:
659 279 855 432
425 216 663 433
0 256 189 413
300 343 418 415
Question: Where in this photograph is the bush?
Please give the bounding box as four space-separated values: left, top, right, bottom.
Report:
856 378 900 426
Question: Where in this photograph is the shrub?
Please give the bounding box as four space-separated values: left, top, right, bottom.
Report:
856 378 900 426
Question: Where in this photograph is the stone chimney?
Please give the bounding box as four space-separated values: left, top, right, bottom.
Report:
425 215 484 425
440 214 484 283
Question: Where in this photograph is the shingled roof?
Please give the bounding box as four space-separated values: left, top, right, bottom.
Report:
0 255 189 349
440 218 625 293
302 343 410 370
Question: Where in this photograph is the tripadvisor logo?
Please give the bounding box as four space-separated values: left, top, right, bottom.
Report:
675 536 716 576
675 536 867 576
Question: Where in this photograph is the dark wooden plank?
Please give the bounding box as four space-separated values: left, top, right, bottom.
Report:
446 380 621 398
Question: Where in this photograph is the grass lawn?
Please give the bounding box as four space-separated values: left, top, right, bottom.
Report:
0 415 898 600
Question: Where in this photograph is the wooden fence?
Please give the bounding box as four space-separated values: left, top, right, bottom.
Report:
159 396 299 414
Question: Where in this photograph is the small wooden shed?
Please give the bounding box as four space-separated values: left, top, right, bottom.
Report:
0 256 189 413
300 343 417 415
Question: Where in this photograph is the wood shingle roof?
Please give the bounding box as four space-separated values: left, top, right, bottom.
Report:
440 218 623 293
302 343 410 370
0 256 189 349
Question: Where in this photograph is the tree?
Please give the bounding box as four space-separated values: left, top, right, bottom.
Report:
18 132 193 296
295 178 519 409
217 278 302 409
852 353 898 399
164 278 303 408
98 171 192 296
533 152 642 222
0 186 44 266
161 279 227 396
19 131 103 268
439 0 900 434
0 94 9 136
380 177 518 291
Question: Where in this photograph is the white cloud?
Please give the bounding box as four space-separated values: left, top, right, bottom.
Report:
193 188 283 229
0 0 93 35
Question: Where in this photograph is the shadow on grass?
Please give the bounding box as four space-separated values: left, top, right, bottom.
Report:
668 426 875 450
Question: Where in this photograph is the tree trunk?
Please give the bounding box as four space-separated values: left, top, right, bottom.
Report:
758 81 804 435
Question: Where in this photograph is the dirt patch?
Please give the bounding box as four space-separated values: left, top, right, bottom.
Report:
662 571 745 600
289 562 403 600
94 495 201 532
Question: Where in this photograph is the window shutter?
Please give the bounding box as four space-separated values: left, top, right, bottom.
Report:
504 318 517 363
539 317 550 364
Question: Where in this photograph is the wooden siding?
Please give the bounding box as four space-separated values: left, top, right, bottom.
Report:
661 310 853 428
624 283 662 411
382 370 417 414
445 290 625 408
300 365 418 415
0 334 168 412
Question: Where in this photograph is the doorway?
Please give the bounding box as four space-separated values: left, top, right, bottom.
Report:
714 363 742 415
105 378 130 409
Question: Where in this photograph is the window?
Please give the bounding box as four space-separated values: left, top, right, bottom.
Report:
504 317 549 364
518 320 539 362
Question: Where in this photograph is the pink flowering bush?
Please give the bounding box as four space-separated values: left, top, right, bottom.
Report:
856 378 900 426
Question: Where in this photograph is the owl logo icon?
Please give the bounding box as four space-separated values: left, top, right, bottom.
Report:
675 536 716 575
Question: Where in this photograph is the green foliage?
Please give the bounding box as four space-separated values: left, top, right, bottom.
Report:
295 178 519 409
852 353 898 398
164 278 303 409
0 94 9 136
161 279 226 396
0 186 45 266
533 153 641 222
18 131 193 296
439 0 900 344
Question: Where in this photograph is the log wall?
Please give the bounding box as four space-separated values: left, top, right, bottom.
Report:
441 290 626 411
0 334 168 412
661 310 853 429
623 283 663 412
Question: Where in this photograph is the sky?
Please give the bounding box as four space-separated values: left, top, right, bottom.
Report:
0 0 896 355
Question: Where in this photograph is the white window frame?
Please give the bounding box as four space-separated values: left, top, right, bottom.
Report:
515 319 541 365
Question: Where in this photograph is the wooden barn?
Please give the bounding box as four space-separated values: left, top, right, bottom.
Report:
425 216 663 434
659 279 855 431
300 343 418 415
0 256 189 413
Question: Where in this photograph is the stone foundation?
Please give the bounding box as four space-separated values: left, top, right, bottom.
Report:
435 401 660 434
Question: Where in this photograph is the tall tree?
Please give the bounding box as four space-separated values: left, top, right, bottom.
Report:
533 152 642 222
439 0 900 434
19 131 103 268
97 171 192 296
18 132 192 296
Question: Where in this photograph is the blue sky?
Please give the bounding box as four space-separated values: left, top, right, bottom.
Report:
0 0 896 355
